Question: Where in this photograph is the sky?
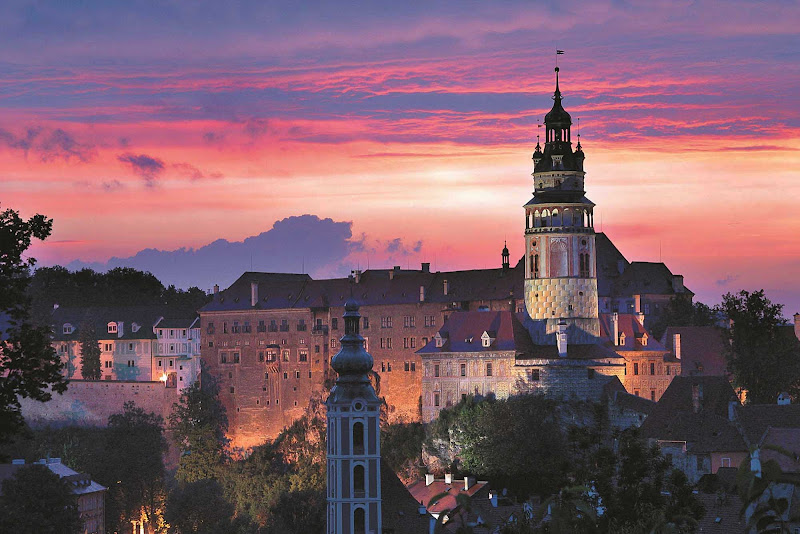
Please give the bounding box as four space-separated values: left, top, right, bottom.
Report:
1 0 799 316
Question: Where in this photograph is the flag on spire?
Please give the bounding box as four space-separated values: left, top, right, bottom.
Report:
556 50 565 54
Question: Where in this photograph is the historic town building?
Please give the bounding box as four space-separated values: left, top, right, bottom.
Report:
199 67 695 448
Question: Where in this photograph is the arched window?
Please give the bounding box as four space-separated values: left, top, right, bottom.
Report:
353 465 365 497
534 210 541 228
354 507 366 534
542 209 550 227
574 210 582 227
352 421 364 454
552 209 561 226
563 208 571 226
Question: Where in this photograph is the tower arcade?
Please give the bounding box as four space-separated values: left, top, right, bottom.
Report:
326 299 382 534
524 67 600 344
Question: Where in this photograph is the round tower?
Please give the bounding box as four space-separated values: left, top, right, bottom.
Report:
523 67 600 344
326 299 382 534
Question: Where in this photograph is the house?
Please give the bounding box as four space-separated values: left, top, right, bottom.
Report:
662 326 728 378
0 458 106 534
639 376 747 483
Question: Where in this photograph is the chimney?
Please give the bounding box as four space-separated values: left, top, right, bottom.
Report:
794 313 800 341
673 333 681 359
692 384 703 413
778 392 791 405
443 279 449 296
728 401 738 421
612 313 619 346
556 321 568 358
634 294 641 314
636 313 645 326
213 284 219 295
352 270 362 284
53 303 59 310
421 262 430 273
617 260 626 274
250 281 259 307
420 285 426 303
116 322 124 338
464 477 476 491
425 473 435 486
390 267 400 280
444 473 452 485
488 490 498 508
672 275 684 293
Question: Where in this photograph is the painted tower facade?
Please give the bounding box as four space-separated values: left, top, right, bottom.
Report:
524 68 600 344
326 299 382 534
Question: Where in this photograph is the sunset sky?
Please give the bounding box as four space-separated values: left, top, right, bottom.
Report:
2 1 799 316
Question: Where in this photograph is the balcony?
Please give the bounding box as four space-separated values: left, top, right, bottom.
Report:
312 325 329 335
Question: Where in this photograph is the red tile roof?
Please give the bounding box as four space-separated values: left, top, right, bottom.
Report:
599 312 670 352
418 311 534 354
407 477 488 516
380 459 434 534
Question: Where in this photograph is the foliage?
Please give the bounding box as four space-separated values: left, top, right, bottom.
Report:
221 397 327 532
169 364 229 483
0 205 67 448
720 290 800 403
166 479 257 534
430 491 479 534
649 297 716 339
105 402 168 533
426 394 574 498
737 446 800 534
381 421 426 483
0 463 82 534
78 321 102 380
539 485 598 534
27 265 210 326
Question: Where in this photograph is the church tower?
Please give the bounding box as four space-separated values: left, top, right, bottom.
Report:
326 299 382 534
523 67 600 344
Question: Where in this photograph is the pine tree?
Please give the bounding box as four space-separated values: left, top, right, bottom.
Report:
78 322 102 380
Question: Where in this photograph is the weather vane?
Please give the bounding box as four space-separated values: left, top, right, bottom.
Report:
556 49 564 68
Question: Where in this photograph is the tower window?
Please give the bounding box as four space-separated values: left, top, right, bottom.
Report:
353 422 364 454
353 465 365 497
354 508 366 534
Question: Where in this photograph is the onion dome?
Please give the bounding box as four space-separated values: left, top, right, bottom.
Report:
330 299 373 377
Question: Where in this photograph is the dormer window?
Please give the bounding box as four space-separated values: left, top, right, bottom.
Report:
481 331 494 348
434 333 445 348
131 322 140 333
62 323 73 335
619 332 626 346
641 333 648 347
107 322 118 334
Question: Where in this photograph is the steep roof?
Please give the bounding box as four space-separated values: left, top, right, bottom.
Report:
380 459 434 534
594 232 629 298
407 477 488 516
694 492 746 533
639 376 746 453
598 313 670 353
662 326 728 376
51 305 182 341
611 261 693 298
736 403 800 446
417 311 534 354
520 342 625 362
759 427 800 474
0 460 106 497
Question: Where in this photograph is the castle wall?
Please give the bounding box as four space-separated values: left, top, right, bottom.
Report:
19 380 177 428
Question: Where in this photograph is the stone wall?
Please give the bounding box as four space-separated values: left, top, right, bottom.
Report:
20 380 178 428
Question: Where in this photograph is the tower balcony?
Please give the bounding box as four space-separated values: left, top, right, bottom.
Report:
525 226 594 235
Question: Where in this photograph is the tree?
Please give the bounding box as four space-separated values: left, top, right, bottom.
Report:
649 297 716 339
0 463 82 533
166 479 257 534
106 401 168 533
78 322 101 380
0 205 67 446
720 290 800 403
169 365 229 483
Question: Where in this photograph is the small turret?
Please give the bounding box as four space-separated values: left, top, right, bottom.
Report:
502 241 510 270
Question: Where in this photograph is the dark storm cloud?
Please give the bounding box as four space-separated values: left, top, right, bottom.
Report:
0 126 95 162
117 153 165 186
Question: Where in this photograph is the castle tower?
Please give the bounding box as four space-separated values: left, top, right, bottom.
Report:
326 299 382 534
523 67 600 344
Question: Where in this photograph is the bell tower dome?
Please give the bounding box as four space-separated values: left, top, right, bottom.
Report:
523 67 600 344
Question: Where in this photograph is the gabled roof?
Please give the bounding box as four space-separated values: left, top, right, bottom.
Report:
598 313 669 353
639 376 746 453
520 342 624 362
0 460 106 496
407 477 488 516
759 427 800 474
662 326 728 376
595 232 629 297
694 492 746 533
418 311 534 354
51 305 182 341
